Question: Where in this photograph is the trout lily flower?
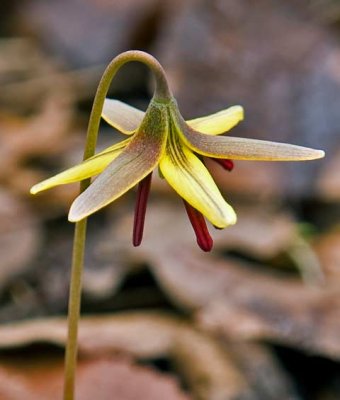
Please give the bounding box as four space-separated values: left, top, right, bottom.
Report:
30 51 325 251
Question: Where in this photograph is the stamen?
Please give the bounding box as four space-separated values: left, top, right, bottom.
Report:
211 158 234 171
133 172 152 246
183 200 213 252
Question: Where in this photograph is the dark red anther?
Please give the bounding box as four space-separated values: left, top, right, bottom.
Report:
183 200 213 252
133 172 152 246
211 158 234 171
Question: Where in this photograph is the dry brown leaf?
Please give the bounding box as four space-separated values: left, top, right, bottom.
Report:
104 204 340 359
0 38 81 209
226 342 300 400
172 329 247 400
313 229 340 284
207 159 285 200
0 313 250 399
0 95 73 189
195 261 340 360
0 355 190 400
0 312 303 399
149 244 340 358
106 203 298 306
0 313 175 357
316 149 340 201
213 206 296 259
0 188 41 291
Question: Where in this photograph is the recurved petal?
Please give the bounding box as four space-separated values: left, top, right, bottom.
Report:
30 138 130 194
69 103 168 222
159 141 237 228
186 105 244 135
102 99 145 134
183 129 325 161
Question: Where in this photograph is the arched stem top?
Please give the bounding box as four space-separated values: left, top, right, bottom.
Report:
82 50 172 165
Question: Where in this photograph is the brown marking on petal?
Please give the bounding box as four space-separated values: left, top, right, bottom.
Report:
69 103 168 222
183 200 213 252
133 172 152 246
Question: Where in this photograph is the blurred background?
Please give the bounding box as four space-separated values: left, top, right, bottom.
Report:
0 0 340 399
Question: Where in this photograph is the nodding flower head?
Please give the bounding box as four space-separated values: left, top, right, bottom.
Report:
30 51 325 252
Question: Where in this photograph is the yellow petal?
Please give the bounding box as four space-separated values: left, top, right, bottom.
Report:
69 102 169 222
182 129 325 161
186 105 244 135
30 138 130 194
159 131 236 228
102 99 144 134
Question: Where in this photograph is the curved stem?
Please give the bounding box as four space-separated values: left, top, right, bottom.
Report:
84 50 172 161
63 51 172 400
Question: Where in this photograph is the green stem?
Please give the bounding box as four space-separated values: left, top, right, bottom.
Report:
63 219 87 400
63 51 172 400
